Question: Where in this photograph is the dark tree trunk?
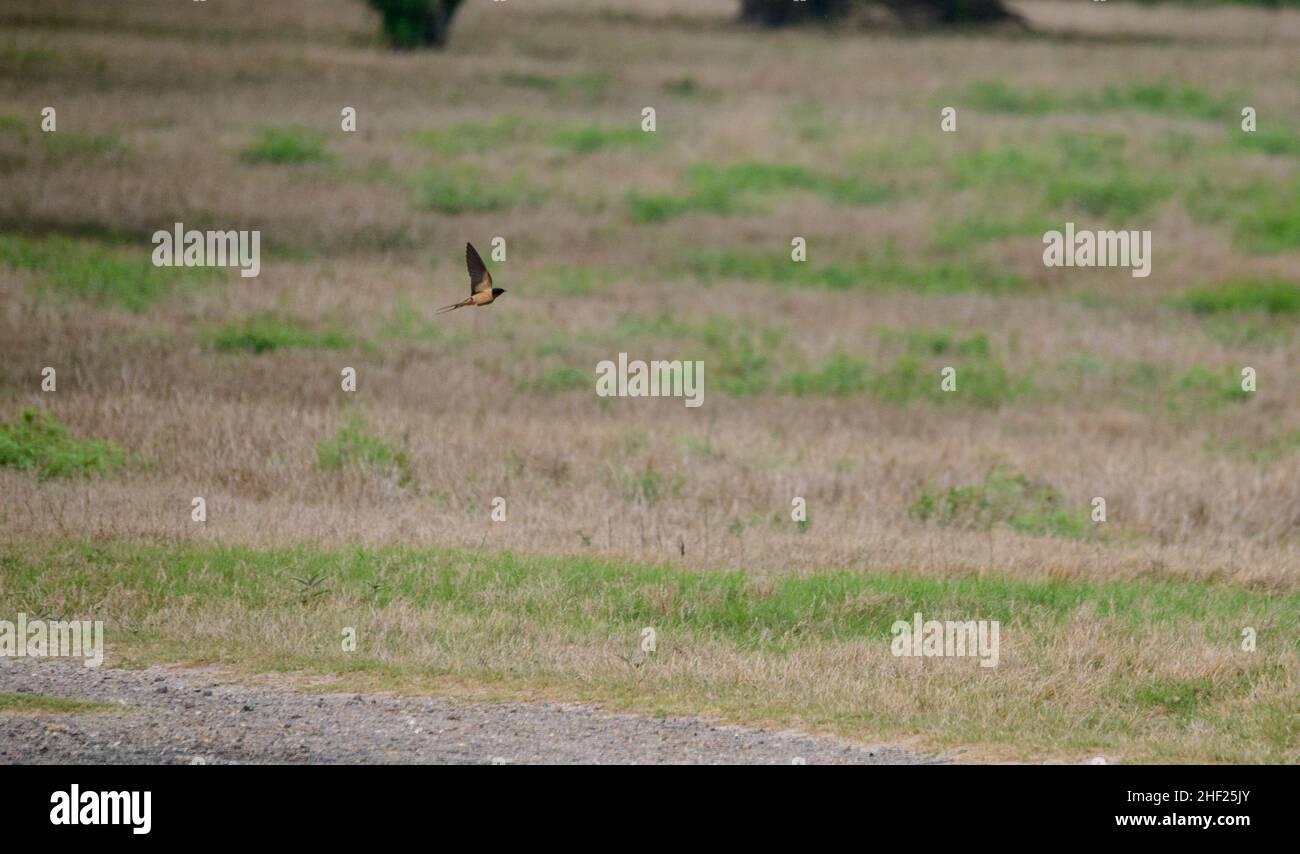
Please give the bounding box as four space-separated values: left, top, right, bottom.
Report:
739 0 856 27
740 0 1020 28
422 0 461 47
885 0 1019 25
367 0 466 49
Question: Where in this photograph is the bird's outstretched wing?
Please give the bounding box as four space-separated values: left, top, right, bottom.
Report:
466 242 492 295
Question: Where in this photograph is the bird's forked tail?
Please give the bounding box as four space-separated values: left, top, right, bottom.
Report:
436 298 472 314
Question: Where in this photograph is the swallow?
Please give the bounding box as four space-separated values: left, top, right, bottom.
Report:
436 242 507 313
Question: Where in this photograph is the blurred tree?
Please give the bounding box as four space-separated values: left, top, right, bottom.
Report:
740 0 853 26
739 0 1020 27
366 0 465 48
363 0 1023 50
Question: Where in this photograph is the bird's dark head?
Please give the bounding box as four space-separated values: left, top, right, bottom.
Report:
492 287 507 296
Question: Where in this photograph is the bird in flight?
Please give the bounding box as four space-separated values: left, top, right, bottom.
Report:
437 242 507 313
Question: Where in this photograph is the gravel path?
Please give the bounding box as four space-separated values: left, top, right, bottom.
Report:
1 659 948 765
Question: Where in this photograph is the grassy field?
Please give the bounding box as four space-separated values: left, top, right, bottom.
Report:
3 539 1297 761
1 0 1298 762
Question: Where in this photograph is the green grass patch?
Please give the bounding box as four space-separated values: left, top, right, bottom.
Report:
414 167 542 214
1058 357 1257 413
956 80 1241 122
0 112 27 136
629 161 890 223
0 112 128 160
1131 676 1232 719
535 266 601 296
1176 280 1300 315
412 115 530 155
0 234 211 312
870 355 1031 408
950 145 1056 188
1052 131 1132 172
1231 126 1300 158
44 130 129 161
1083 82 1241 121
690 162 889 206
911 465 1090 539
1232 180 1300 253
240 126 332 165
1168 365 1253 411
959 80 1061 115
1184 174 1262 226
930 213 1055 251
208 312 354 354
48 131 126 161
0 41 60 73
0 692 119 714
1198 316 1295 349
1187 176 1300 254
0 408 126 480
550 123 657 154
774 327 1019 405
670 248 1024 295
781 353 870 397
869 330 1026 409
614 312 780 396
1044 172 1172 219
951 136 1170 221
627 187 740 223
521 365 588 393
6 539 1291 656
317 414 414 488
611 314 1028 405
500 70 611 101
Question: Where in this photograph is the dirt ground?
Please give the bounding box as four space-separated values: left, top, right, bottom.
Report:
1 658 952 765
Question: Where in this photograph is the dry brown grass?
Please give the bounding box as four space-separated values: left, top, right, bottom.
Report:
0 0 1297 761
2 0 1298 586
